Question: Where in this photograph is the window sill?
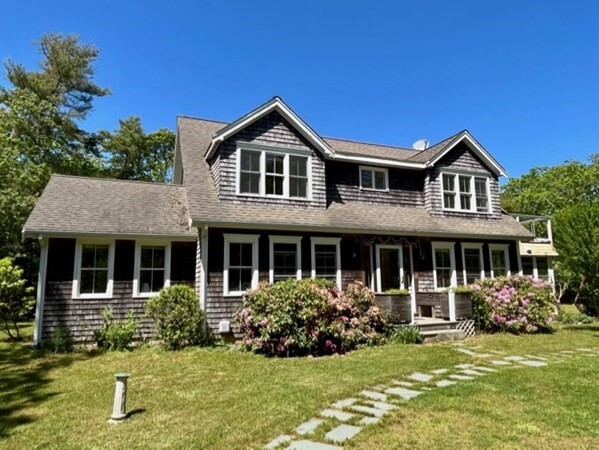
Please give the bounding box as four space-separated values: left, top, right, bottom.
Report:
72 293 113 300
133 292 160 298
359 187 389 193
223 292 246 298
441 208 492 215
235 193 312 202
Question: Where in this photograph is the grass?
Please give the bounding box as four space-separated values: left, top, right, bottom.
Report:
1 322 598 449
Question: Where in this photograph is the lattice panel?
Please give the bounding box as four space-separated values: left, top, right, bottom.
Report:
456 319 476 337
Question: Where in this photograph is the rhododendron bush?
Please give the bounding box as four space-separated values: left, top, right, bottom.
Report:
235 279 388 356
471 275 558 333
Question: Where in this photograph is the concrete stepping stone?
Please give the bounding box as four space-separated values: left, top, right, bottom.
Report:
385 387 422 400
408 372 433 382
490 360 511 366
577 348 594 352
504 356 525 361
296 418 324 435
475 353 493 358
287 440 341 450
436 380 457 387
456 348 478 356
519 360 547 367
393 380 413 387
370 384 387 391
321 409 354 422
455 363 475 369
358 416 380 426
461 369 485 376
265 434 292 449
472 366 497 372
325 424 362 443
525 355 547 361
449 374 474 381
331 398 357 409
431 368 449 374
360 390 387 401
349 405 388 418
364 400 398 411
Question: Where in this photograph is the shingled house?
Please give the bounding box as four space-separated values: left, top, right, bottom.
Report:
23 97 556 344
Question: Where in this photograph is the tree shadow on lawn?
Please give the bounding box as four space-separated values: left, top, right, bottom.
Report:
0 336 99 439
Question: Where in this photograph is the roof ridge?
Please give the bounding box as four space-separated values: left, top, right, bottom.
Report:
51 173 186 188
323 135 416 152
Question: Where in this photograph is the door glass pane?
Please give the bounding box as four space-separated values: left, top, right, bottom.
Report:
380 248 401 291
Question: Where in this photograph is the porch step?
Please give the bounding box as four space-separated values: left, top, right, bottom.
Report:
421 329 465 343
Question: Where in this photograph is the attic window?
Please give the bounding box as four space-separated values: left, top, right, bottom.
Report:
237 144 311 199
442 172 489 213
360 166 388 191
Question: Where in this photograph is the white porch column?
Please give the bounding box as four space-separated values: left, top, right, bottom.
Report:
199 225 208 311
448 290 457 322
409 245 416 324
33 237 48 346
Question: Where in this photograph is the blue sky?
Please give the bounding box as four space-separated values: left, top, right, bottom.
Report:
1 0 598 178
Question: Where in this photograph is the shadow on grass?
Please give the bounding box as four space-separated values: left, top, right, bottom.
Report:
0 333 99 438
561 324 599 333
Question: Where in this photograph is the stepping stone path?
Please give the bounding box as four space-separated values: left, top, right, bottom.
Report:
263 346 598 449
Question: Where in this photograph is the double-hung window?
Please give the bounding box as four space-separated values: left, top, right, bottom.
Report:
521 256 550 281
461 243 484 285
73 240 115 299
489 244 511 278
310 237 341 287
269 236 302 283
442 172 489 213
432 242 456 290
237 144 310 199
223 234 259 296
360 166 388 191
134 242 171 297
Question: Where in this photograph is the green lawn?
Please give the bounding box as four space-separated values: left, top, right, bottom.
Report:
1 323 598 449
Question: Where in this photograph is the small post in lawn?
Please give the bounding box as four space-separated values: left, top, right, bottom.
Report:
108 373 130 424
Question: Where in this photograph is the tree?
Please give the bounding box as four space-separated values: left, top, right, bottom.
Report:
101 117 175 183
501 154 599 314
0 257 35 340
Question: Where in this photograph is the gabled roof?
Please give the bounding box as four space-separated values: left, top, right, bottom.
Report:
409 130 508 177
23 175 196 239
204 97 334 160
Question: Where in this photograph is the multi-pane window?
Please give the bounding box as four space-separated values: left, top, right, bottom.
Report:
434 248 453 289
237 147 310 199
490 245 510 278
311 238 341 286
239 150 261 194
463 247 483 284
536 256 549 279
521 256 549 280
522 256 534 276
442 173 489 213
360 166 388 191
289 155 308 198
272 243 298 282
80 244 109 294
139 246 166 294
224 234 258 295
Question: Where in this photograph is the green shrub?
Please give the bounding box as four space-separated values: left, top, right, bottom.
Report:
145 285 210 350
453 285 474 294
93 307 139 351
390 325 423 344
235 279 388 357
471 275 558 333
383 288 410 295
44 325 74 353
558 309 595 325
0 257 35 340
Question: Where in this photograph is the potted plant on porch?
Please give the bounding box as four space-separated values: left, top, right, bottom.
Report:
375 288 412 323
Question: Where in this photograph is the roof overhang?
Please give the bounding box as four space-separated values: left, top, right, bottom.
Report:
205 97 334 160
22 230 198 241
426 131 508 178
519 242 559 257
333 153 426 169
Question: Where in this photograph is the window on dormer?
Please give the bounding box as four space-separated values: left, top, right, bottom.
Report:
237 145 310 199
442 172 490 213
360 166 388 191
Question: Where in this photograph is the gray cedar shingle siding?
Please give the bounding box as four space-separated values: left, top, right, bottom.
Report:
216 111 327 208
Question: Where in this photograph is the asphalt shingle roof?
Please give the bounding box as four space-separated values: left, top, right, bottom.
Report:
23 175 195 238
177 116 531 239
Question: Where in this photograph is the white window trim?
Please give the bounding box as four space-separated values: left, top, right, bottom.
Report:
235 142 313 200
359 165 389 192
375 244 404 293
223 233 259 297
488 243 511 278
461 242 485 285
431 241 457 291
133 240 172 298
269 235 302 283
72 239 116 299
310 237 342 288
441 170 491 214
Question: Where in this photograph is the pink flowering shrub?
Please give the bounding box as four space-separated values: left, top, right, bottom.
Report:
234 279 388 356
471 275 558 333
